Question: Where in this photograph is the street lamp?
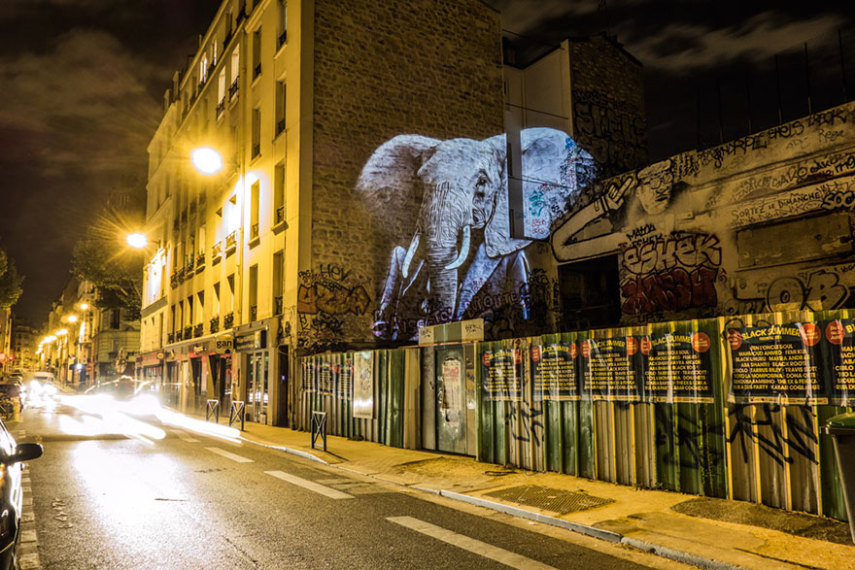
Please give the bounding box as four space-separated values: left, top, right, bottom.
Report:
126 232 148 249
191 146 225 175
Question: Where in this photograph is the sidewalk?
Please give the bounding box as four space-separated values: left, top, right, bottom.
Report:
201 414 855 570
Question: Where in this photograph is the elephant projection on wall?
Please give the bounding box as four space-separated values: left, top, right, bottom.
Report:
357 128 596 341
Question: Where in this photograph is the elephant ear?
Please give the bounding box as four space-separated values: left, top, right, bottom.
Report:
482 133 531 258
356 134 441 235
484 127 595 258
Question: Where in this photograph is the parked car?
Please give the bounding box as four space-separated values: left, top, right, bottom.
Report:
0 418 42 570
0 383 23 417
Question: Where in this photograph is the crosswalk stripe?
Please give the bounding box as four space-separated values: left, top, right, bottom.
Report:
205 447 253 463
265 470 354 500
173 430 200 443
387 516 556 570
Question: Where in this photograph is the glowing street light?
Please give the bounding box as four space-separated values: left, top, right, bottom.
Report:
79 302 89 311
66 314 79 324
56 328 68 337
126 232 148 249
191 146 224 175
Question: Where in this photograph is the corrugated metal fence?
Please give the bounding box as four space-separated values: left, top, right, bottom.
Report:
299 310 853 521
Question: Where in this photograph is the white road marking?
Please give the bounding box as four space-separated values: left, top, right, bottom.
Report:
265 471 354 500
205 447 253 463
173 430 200 443
387 516 556 570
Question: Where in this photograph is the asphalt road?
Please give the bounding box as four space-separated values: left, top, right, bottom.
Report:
14 395 670 569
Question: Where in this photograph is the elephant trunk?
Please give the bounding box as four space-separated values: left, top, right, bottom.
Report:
426 245 460 318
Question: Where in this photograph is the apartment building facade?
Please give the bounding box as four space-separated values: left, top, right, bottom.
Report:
138 0 645 426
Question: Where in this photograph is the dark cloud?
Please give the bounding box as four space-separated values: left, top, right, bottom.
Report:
0 1 218 323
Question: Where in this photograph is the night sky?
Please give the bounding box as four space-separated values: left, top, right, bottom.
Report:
1 0 852 326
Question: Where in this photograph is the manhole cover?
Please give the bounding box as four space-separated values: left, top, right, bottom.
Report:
483 485 614 514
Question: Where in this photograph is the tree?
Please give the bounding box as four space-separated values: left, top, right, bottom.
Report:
0 251 23 308
71 207 143 320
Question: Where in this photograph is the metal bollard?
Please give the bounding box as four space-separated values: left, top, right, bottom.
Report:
311 411 327 452
229 400 246 431
206 399 220 423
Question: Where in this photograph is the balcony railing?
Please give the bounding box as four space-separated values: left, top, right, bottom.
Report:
275 206 285 225
170 272 180 289
185 256 194 273
210 316 220 333
196 252 205 270
250 305 257 321
194 324 204 338
274 296 283 315
175 330 183 341
184 326 193 340
229 77 239 99
211 242 222 264
216 99 225 116
167 332 175 344
225 231 238 253
224 312 234 329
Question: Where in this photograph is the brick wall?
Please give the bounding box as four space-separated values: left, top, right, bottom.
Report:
304 0 504 350
569 35 647 178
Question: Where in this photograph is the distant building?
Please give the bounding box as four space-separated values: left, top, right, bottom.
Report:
10 320 38 370
43 276 138 388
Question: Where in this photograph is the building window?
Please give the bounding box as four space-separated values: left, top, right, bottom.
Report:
273 250 283 314
227 274 235 313
249 264 258 321
110 309 120 330
252 28 262 79
250 180 260 240
200 55 208 84
278 0 287 47
229 47 240 100
274 161 285 225
251 108 261 158
275 81 286 136
217 70 226 115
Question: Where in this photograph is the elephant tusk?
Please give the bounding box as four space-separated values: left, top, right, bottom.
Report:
402 231 421 279
444 225 471 270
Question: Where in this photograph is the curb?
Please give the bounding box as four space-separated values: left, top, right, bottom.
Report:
239 434 330 465
239 434 743 570
439 490 743 570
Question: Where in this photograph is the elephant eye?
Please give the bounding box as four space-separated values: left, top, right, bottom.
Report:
475 172 488 194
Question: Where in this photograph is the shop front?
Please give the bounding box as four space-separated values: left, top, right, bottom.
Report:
136 351 164 389
235 325 269 424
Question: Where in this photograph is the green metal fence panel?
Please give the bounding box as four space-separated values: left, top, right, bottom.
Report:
388 349 406 448
296 307 854 522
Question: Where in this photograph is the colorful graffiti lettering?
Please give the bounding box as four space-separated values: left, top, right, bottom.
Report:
622 233 721 275
622 267 719 315
620 232 721 316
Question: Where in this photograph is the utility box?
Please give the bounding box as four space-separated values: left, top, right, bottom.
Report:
824 412 855 544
